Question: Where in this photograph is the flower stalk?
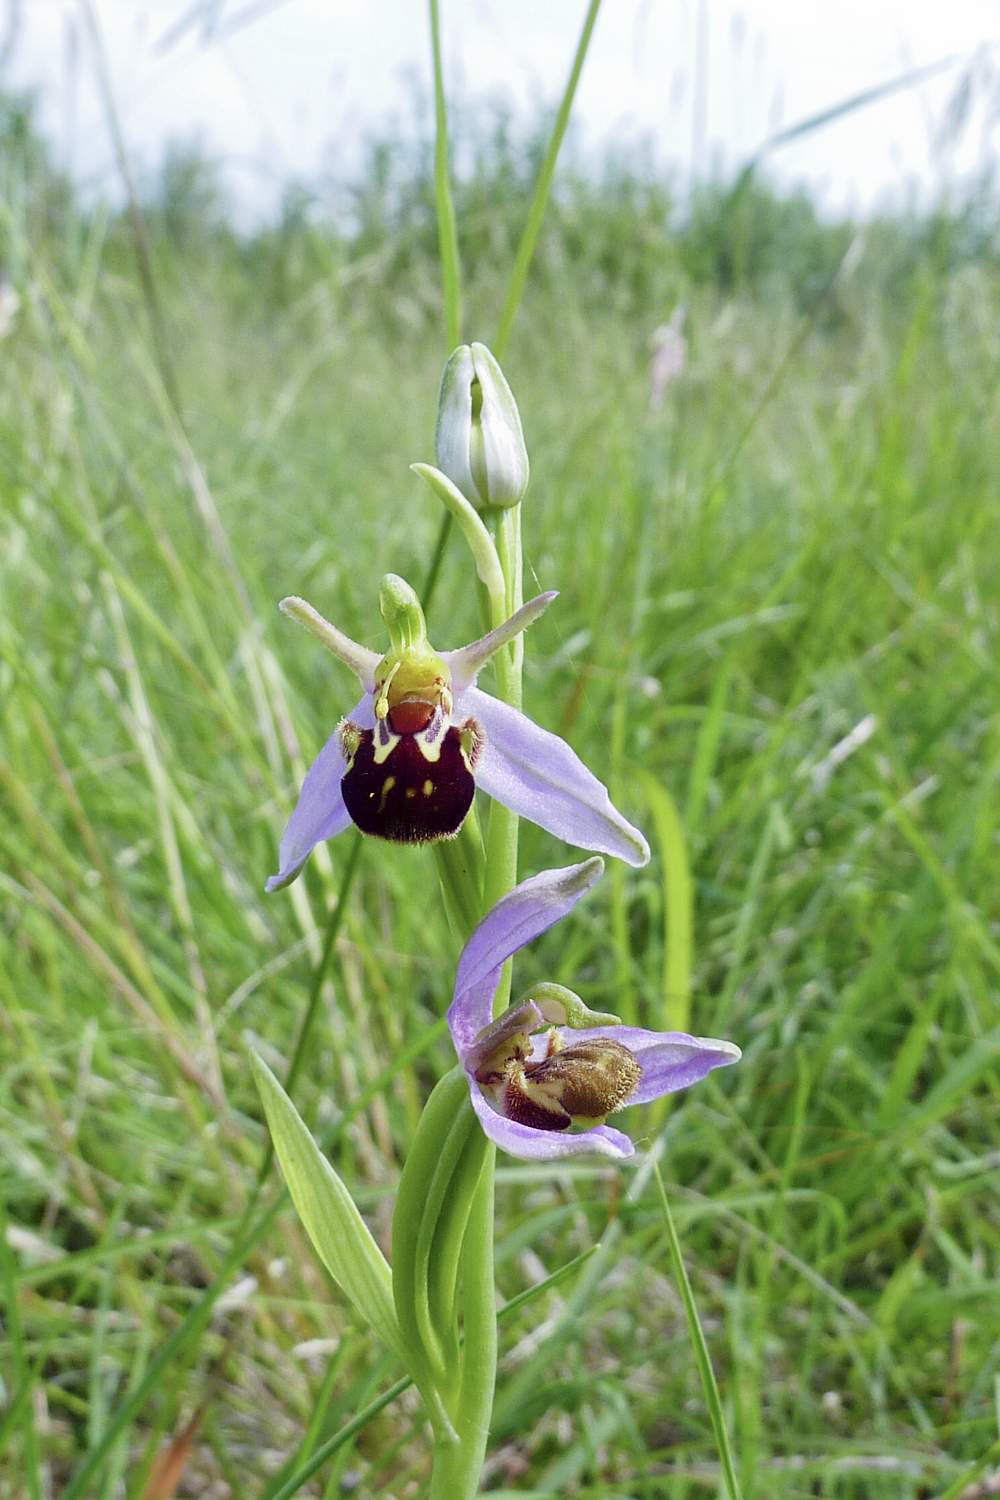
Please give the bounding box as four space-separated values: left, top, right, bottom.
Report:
483 499 524 1012
417 488 522 1500
434 577 517 1500
261 351 666 1494
404 344 533 1492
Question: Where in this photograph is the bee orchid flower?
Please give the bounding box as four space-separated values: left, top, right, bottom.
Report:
448 859 740 1159
267 577 650 891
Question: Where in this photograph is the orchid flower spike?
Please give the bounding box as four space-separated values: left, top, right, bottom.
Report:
448 860 740 1160
267 578 649 891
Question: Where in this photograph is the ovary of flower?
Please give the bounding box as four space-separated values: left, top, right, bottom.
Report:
267 576 650 891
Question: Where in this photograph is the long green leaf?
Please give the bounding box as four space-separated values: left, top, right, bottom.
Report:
251 1053 404 1361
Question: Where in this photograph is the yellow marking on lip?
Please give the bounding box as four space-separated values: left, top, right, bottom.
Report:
405 787 416 799
372 726 401 765
415 727 445 764
422 779 434 797
377 775 396 814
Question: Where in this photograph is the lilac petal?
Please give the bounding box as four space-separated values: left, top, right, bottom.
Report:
469 1084 635 1160
447 860 604 1057
266 695 373 892
569 1026 741 1105
443 593 558 693
459 687 650 868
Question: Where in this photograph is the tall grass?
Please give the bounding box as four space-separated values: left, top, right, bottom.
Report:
1 78 999 1498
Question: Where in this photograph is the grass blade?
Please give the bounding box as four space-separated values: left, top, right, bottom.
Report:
640 771 693 1034
653 1161 743 1500
428 0 462 349
494 0 603 358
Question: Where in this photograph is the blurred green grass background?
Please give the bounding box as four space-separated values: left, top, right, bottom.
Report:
2 75 1000 1499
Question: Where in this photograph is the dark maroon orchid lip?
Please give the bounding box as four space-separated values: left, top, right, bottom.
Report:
340 725 478 843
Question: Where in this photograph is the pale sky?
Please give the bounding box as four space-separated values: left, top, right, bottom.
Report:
6 0 1000 221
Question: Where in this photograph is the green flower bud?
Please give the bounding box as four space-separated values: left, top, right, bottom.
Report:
435 342 529 510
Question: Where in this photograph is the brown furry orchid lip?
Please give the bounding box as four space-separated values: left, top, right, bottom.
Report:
447 861 741 1160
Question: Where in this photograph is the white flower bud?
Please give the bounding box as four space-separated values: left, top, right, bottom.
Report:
435 341 529 510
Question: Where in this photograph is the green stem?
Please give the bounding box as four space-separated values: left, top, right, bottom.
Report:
423 501 513 1496
434 809 486 940
271 1247 596 1500
421 501 514 1494
482 504 523 1015
493 0 604 360
478 0 610 991
495 504 524 692
428 1156 496 1500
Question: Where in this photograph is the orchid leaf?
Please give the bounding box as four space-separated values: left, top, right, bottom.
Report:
251 1053 404 1361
